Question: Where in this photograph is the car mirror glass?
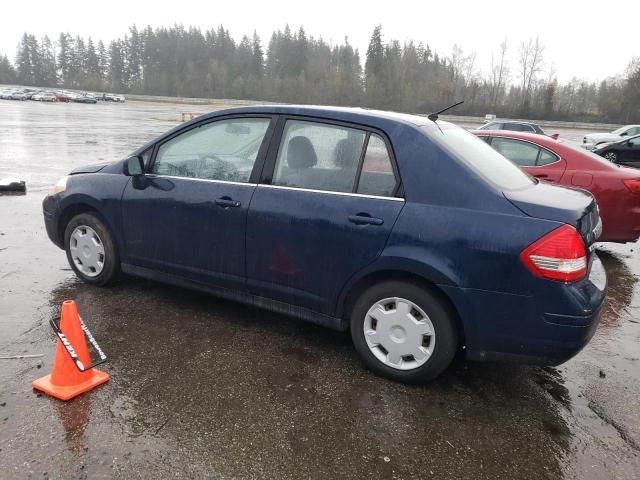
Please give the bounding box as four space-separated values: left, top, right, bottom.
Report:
126 156 145 176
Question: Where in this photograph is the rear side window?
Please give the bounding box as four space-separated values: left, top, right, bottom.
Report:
491 138 539 166
272 120 366 193
152 118 270 183
428 126 534 191
356 134 397 197
505 123 534 132
491 137 558 167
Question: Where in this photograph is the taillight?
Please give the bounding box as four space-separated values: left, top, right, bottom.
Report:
520 225 587 282
623 179 640 194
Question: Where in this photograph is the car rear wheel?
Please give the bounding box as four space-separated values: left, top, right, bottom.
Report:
350 281 459 383
64 213 120 286
604 151 618 162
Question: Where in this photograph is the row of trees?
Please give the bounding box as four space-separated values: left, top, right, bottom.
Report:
1 25 639 123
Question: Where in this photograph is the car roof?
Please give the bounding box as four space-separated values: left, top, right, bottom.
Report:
472 130 551 142
487 119 540 126
198 105 439 128
610 133 640 144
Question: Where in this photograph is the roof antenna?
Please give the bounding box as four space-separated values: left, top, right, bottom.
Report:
427 100 464 122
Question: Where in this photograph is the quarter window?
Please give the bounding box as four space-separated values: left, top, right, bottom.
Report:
537 149 558 166
357 134 397 196
272 120 366 193
152 118 270 182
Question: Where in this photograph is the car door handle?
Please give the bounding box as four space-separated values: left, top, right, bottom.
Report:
215 197 241 208
348 214 384 226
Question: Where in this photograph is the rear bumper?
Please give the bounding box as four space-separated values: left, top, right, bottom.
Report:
443 253 607 365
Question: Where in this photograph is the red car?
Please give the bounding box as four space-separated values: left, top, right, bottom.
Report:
473 130 640 243
55 92 71 103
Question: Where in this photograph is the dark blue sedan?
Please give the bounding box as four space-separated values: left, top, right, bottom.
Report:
43 106 607 382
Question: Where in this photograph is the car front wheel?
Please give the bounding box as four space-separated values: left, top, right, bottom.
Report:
350 281 459 383
604 151 618 163
64 212 120 286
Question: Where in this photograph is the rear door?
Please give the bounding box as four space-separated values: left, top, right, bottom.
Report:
121 115 274 289
246 118 404 315
489 136 566 183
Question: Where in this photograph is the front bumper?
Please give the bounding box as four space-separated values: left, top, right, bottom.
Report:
43 194 64 249
444 253 607 365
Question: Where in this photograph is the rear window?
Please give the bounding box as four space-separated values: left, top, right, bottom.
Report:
557 140 622 168
427 126 535 191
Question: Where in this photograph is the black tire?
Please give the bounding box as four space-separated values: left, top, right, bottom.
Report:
63 212 120 286
603 150 618 163
350 280 459 383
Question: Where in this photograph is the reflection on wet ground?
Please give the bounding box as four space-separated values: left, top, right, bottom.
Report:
1 101 639 479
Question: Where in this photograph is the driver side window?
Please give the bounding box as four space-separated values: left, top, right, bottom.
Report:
152 118 270 183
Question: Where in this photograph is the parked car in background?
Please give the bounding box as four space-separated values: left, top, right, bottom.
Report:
43 106 606 383
8 90 28 101
55 92 72 103
32 91 57 102
477 119 559 139
593 134 640 168
583 125 640 150
102 93 125 102
72 94 98 104
474 129 640 243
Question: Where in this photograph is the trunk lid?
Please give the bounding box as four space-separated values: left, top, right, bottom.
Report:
504 182 601 249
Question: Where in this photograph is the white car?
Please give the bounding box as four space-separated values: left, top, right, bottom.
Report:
32 92 57 102
582 125 640 150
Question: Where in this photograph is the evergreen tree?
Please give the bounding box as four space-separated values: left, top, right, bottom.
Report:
0 54 17 84
57 33 72 87
39 36 57 86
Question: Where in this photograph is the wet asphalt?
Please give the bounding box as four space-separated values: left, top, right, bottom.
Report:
0 100 639 479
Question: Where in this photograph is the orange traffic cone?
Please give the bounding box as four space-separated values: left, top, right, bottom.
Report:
33 300 110 401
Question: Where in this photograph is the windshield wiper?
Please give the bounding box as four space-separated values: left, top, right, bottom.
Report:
427 101 464 122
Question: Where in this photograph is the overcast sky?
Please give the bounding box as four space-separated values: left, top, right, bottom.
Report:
1 0 637 84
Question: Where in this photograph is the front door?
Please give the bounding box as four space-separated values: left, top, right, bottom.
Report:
246 119 404 315
121 116 274 289
618 136 640 167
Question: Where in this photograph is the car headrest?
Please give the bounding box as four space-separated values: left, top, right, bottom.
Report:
287 136 317 169
334 138 361 168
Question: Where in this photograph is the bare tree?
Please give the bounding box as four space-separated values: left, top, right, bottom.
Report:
518 37 545 112
489 39 509 111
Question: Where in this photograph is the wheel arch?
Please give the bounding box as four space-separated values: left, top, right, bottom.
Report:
337 263 466 344
57 198 113 246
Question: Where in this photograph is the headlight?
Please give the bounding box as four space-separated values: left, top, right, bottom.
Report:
49 176 69 195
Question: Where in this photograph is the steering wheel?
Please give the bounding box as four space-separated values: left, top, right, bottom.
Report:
197 154 239 181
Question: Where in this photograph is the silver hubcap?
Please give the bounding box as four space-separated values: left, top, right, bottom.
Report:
69 225 105 277
363 297 435 370
605 152 617 161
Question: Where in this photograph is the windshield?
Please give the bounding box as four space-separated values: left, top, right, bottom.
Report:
612 126 629 135
425 125 535 191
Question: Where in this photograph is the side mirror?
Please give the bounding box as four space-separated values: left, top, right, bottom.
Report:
620 132 628 137
126 155 144 176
